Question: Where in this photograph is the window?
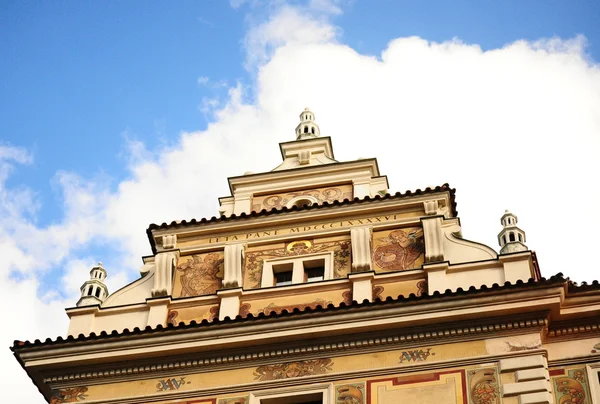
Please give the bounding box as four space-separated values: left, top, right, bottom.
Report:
586 363 600 403
273 263 293 286
250 385 329 404
261 253 334 288
509 233 515 242
87 285 93 296
518 234 523 242
304 259 325 282
95 288 101 298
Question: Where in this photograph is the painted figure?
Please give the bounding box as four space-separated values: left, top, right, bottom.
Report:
178 253 224 296
373 229 424 270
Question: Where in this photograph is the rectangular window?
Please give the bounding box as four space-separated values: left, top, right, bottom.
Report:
304 259 325 282
273 263 294 286
255 390 326 404
260 252 333 288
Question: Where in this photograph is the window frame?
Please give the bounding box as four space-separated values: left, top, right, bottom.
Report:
587 363 600 403
249 383 331 404
260 252 334 288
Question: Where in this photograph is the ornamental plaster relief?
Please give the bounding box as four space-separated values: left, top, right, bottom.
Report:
251 184 353 212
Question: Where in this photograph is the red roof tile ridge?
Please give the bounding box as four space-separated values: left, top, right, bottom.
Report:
10 272 567 351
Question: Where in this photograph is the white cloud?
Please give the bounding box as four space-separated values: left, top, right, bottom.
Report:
2 1 600 402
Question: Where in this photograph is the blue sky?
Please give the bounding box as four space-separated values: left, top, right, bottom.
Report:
1 2 600 402
2 1 598 225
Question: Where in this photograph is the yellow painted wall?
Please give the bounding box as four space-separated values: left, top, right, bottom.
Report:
244 236 351 289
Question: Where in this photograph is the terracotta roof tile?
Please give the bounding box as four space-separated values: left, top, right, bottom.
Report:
146 184 457 254
11 272 567 351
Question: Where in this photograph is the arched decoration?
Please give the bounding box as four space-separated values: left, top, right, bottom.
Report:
286 195 319 209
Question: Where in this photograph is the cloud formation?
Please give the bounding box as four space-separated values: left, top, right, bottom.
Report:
2 1 600 402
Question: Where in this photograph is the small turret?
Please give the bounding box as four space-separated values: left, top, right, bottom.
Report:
295 108 320 140
497 210 528 254
76 262 109 307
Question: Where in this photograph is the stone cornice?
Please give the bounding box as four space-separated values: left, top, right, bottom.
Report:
17 284 565 368
42 314 548 385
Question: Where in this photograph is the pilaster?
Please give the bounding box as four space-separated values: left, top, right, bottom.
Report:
152 249 179 297
217 288 243 320
421 215 444 263
348 271 374 302
422 261 449 294
350 226 372 272
223 243 245 288
146 297 171 328
66 306 98 337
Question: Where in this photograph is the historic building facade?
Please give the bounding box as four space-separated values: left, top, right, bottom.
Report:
12 110 600 404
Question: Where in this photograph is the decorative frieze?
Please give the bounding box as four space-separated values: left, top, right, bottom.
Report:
43 317 546 384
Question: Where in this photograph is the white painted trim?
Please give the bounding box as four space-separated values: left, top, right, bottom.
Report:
586 362 600 404
249 383 332 404
261 252 334 288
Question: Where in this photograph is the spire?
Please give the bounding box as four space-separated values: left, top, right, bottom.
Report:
294 108 320 140
76 262 109 307
497 210 528 254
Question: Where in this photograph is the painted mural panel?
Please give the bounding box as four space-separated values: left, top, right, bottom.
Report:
466 368 500 404
251 184 353 212
372 227 425 272
373 279 426 300
254 359 333 380
368 371 467 404
167 303 219 325
244 237 351 289
49 387 88 403
173 252 224 298
335 382 365 404
60 340 490 403
241 288 350 317
550 366 592 404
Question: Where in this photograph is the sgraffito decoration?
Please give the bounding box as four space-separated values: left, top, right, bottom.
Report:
251 186 353 212
217 397 248 404
552 368 591 404
335 383 365 404
156 377 190 392
417 280 427 296
175 253 224 297
373 285 384 300
245 239 351 288
372 228 425 272
253 358 333 381
399 348 435 363
467 368 499 404
50 387 88 404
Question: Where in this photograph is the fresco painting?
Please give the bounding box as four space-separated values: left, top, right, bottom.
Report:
254 358 333 381
372 227 425 272
251 185 353 212
335 382 365 404
173 253 224 298
467 368 499 404
551 367 592 404
368 371 467 404
49 387 88 403
244 238 351 289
